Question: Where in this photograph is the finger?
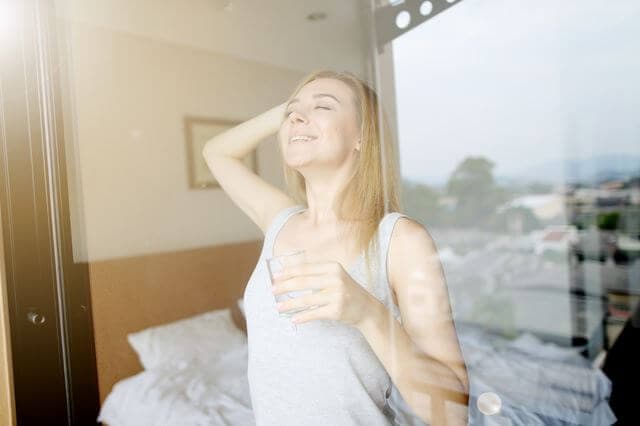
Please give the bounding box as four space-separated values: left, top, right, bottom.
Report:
271 275 330 296
276 290 331 314
291 304 334 324
272 261 337 283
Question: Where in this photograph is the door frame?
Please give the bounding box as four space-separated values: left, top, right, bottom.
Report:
0 0 100 424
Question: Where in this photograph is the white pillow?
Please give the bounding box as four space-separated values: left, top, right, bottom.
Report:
127 303 247 370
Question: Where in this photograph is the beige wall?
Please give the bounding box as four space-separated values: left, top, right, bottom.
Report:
52 0 378 263
55 7 374 262
59 21 307 262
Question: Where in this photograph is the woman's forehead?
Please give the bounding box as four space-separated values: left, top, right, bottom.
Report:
296 78 354 102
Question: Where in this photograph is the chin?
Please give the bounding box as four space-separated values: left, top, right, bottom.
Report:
284 154 313 168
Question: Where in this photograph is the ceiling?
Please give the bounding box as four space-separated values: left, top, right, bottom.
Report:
54 0 375 76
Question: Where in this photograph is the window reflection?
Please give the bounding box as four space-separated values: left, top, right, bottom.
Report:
393 0 639 424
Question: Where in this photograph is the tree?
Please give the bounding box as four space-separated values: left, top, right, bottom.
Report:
401 180 445 226
597 212 620 231
446 156 505 226
488 206 541 233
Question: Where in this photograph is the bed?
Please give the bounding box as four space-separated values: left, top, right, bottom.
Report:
91 240 616 425
88 240 261 426
97 301 253 425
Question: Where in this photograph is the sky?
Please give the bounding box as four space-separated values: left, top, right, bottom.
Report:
392 0 640 186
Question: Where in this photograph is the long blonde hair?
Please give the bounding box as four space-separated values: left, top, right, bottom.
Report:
280 70 402 289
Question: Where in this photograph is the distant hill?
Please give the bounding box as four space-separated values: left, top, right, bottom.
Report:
496 154 640 185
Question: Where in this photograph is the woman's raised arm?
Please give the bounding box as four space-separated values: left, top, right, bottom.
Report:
201 102 296 233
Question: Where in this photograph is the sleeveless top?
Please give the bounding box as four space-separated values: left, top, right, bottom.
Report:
243 205 427 426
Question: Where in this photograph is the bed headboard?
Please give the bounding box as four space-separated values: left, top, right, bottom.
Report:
88 240 262 405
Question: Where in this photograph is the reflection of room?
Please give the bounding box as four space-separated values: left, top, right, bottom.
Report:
51 0 401 423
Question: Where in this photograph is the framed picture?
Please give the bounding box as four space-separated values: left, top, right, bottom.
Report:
184 115 258 189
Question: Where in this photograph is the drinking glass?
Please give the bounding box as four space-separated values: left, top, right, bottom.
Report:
266 249 315 333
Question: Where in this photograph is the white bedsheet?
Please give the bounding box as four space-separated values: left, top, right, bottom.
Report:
459 326 616 425
98 324 615 425
98 345 254 426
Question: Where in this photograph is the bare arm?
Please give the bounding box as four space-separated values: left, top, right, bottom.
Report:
201 102 297 232
356 218 469 425
202 102 286 160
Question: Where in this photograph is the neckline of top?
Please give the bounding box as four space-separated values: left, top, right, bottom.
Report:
270 206 396 274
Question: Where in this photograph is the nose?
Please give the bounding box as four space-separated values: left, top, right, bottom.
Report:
288 110 308 124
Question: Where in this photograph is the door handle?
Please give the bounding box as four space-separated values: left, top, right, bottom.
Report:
27 308 46 325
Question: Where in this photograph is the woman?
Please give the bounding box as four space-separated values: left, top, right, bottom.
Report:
202 70 468 425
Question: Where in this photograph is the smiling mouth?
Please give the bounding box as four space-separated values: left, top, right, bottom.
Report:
289 136 317 143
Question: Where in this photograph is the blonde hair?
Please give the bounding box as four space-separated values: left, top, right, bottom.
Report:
279 70 402 289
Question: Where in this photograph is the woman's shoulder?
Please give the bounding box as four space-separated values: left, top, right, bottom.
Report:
386 214 437 258
386 214 439 299
382 211 427 233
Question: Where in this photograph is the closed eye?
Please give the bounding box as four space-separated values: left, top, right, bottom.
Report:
284 106 330 117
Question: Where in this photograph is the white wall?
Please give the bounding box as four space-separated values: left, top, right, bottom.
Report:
56 11 371 262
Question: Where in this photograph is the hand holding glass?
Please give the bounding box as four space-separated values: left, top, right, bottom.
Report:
266 249 317 332
267 249 314 316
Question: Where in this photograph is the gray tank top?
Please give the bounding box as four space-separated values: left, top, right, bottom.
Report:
243 205 426 425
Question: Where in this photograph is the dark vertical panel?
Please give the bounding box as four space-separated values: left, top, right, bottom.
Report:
0 0 100 424
0 0 69 422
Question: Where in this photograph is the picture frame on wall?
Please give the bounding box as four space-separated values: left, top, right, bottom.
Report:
184 115 258 189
